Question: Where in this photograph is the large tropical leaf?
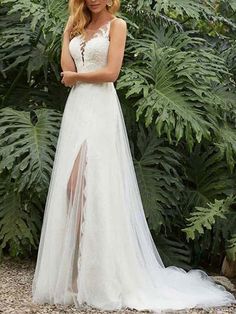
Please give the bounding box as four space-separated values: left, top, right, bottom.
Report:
154 0 215 20
156 236 191 269
182 195 236 240
0 0 67 81
215 123 236 172
184 145 235 209
132 125 183 233
0 107 61 192
117 23 230 149
0 174 42 259
183 146 236 259
127 0 215 19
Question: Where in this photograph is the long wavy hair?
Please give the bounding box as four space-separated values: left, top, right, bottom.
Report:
68 0 120 39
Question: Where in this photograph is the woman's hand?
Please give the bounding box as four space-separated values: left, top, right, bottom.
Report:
61 71 79 87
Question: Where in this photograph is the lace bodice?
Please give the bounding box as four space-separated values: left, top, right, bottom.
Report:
69 19 116 73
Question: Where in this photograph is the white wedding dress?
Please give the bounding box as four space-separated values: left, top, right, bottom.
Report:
32 18 236 313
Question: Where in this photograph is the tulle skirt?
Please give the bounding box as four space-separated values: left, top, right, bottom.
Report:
32 81 236 312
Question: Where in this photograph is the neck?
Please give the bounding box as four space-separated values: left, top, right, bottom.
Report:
90 9 112 24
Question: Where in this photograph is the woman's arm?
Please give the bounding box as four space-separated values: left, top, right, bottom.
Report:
61 16 77 72
61 18 127 85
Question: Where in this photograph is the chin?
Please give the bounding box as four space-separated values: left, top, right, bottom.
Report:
88 5 103 13
90 8 102 13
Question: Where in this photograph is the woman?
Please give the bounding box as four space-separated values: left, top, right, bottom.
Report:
32 0 236 312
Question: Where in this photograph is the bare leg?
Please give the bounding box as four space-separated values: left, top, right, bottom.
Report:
67 140 88 294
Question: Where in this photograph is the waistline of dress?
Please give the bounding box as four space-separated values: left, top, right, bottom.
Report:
72 81 114 88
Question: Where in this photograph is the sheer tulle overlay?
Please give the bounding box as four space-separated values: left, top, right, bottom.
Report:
32 19 236 312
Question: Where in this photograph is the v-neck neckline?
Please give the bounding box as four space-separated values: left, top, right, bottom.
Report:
79 17 117 66
83 17 117 44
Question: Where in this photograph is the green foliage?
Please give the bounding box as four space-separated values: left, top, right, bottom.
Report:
0 175 42 259
216 124 236 172
117 22 236 156
184 145 235 208
226 235 236 261
182 195 235 240
0 107 62 192
0 108 61 257
182 194 236 260
156 236 191 269
154 0 215 20
0 0 69 110
132 125 183 233
181 145 236 259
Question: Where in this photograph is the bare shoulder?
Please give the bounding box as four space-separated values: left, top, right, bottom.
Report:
110 17 127 32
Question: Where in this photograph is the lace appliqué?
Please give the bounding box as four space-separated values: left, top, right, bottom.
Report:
79 19 113 66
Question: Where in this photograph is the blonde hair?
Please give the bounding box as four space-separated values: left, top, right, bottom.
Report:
68 0 120 39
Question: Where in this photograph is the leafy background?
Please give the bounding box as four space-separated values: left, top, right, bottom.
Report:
0 0 236 272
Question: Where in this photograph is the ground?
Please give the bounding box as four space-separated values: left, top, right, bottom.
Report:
0 257 235 314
